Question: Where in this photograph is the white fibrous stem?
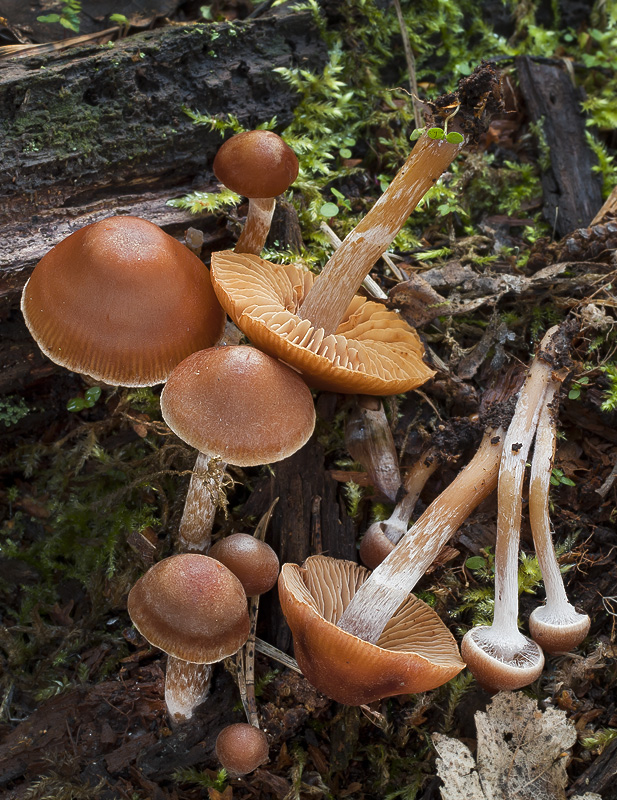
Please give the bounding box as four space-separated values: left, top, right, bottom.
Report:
345 396 401 502
359 447 440 569
235 197 276 255
529 381 590 652
460 326 564 690
337 426 505 643
177 452 226 553
298 135 463 335
489 329 560 650
165 656 213 723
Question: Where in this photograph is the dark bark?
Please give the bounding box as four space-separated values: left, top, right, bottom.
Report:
516 55 603 237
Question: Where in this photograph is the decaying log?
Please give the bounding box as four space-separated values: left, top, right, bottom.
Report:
0 7 327 305
516 56 603 237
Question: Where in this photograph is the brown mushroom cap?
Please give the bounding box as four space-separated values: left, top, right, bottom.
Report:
160 345 316 467
278 555 464 705
127 554 250 663
215 723 269 777
21 216 225 386
209 251 435 395
213 130 299 199
209 534 280 596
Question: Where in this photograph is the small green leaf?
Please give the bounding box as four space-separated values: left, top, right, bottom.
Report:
578 376 590 385
59 17 80 31
560 476 576 486
465 556 486 571
84 386 102 407
427 127 445 140
330 187 345 201
339 147 352 159
320 202 339 217
343 137 356 146
445 131 464 144
409 128 424 141
67 397 86 412
550 475 560 486
110 13 129 24
37 13 61 22
568 388 580 400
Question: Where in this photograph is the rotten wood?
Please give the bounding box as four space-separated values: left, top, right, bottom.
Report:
0 7 327 306
516 56 603 237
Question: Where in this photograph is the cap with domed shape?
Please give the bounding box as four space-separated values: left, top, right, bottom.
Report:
21 216 225 386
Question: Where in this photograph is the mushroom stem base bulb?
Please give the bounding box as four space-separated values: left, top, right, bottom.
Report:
529 604 590 653
461 625 544 692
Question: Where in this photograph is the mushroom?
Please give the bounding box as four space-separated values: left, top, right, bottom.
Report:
21 216 225 386
460 327 568 691
127 553 250 722
359 444 441 570
209 533 280 597
160 345 315 552
359 416 482 569
528 377 590 653
345 395 401 502
213 130 299 255
209 251 435 395
215 723 269 777
335 417 506 642
278 555 464 705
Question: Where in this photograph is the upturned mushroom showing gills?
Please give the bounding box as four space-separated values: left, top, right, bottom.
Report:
278 555 464 705
213 130 299 255
461 326 569 691
127 553 250 722
160 346 315 552
21 216 225 386
209 251 434 395
528 373 590 653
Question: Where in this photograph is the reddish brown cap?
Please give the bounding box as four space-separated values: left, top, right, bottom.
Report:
278 555 464 705
210 251 435 395
160 345 315 466
209 533 280 596
127 554 250 663
21 216 225 386
215 723 269 777
213 130 299 198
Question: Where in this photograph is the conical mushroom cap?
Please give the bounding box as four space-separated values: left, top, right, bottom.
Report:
128 554 250 663
210 251 435 396
278 555 464 705
21 216 225 386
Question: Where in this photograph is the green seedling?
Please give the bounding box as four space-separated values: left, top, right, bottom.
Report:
550 468 575 487
67 386 102 413
568 375 590 400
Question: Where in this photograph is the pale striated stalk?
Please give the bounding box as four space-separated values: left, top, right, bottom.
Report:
298 135 463 334
235 197 276 255
460 327 566 690
165 657 213 723
529 382 590 652
177 452 226 553
359 447 440 569
345 396 401 502
337 425 504 643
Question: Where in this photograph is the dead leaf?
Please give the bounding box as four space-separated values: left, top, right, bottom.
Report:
433 692 601 800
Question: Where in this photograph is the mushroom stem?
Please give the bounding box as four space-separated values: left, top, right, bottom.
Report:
528 382 590 652
345 396 401 502
165 657 213 724
359 446 440 569
235 197 276 255
237 596 260 728
460 327 567 690
337 424 504 643
298 134 463 334
177 452 226 553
